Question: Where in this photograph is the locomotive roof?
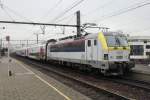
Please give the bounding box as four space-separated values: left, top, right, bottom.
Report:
84 31 126 38
47 31 126 45
103 31 125 36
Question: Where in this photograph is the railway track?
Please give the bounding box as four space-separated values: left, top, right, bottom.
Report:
100 76 150 92
13 55 150 100
119 77 150 91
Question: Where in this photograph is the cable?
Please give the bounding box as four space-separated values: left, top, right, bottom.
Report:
36 0 63 38
3 4 33 22
82 0 114 17
95 0 150 22
42 0 85 38
37 0 84 36
49 0 85 23
107 1 150 18
55 13 75 23
65 14 75 24
1 7 15 21
0 0 15 21
40 0 63 20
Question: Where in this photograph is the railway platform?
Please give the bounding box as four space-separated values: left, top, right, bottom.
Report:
132 64 150 75
0 57 91 100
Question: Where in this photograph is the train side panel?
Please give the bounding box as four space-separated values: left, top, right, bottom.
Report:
28 45 45 60
47 39 87 64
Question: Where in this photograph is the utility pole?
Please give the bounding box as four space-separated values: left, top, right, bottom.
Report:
27 40 28 47
34 33 40 44
36 34 39 44
76 10 81 37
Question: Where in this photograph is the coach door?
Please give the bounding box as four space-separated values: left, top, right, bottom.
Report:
86 39 98 61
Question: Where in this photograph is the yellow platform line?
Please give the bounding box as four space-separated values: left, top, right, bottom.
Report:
15 59 71 100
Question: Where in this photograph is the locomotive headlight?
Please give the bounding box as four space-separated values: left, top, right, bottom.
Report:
104 54 108 60
110 56 113 59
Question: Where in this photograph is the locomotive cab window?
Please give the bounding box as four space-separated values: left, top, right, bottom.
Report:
88 40 91 47
94 40 97 46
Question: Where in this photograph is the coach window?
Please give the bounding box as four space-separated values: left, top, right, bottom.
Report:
146 45 150 49
88 40 91 47
94 40 97 46
144 40 147 43
130 45 144 55
146 52 150 56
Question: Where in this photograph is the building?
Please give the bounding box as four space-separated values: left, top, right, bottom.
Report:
128 36 150 63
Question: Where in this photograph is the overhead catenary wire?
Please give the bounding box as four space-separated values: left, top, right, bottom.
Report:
40 0 63 21
0 1 34 22
0 5 15 21
82 0 145 18
3 5 34 22
82 0 114 17
55 13 75 23
55 15 75 36
33 0 85 41
35 0 63 39
65 14 75 24
86 0 150 35
49 0 85 23
94 0 150 23
0 0 14 21
25 0 85 41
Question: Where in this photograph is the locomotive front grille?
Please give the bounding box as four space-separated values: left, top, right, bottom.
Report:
116 56 123 59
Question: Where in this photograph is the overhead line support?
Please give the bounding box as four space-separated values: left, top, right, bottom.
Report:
76 11 81 37
0 20 109 32
0 21 78 27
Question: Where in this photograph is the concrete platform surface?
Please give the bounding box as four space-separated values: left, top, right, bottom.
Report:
132 64 150 75
0 57 91 100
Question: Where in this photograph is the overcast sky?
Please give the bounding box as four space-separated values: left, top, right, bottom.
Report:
0 0 150 42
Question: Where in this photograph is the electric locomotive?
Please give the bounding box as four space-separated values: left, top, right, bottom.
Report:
47 32 134 75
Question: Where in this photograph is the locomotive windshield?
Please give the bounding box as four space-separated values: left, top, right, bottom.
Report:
105 35 128 47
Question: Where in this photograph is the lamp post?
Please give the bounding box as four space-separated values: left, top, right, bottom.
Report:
0 26 5 58
0 38 1 62
6 36 12 76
